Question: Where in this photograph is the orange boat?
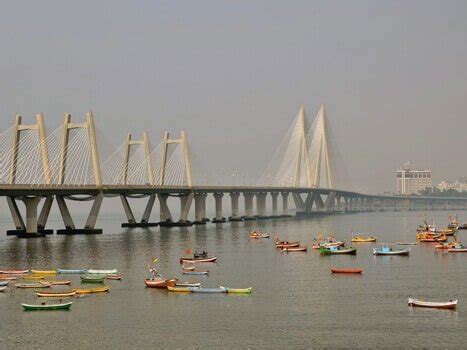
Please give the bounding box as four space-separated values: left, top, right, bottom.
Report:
331 268 363 274
275 242 300 248
145 278 178 288
435 242 457 250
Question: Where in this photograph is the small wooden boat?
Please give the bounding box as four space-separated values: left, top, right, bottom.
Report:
188 286 227 293
181 265 195 271
0 280 10 286
36 290 76 297
226 287 253 294
30 269 56 276
420 235 447 243
179 256 217 264
87 269 118 274
408 298 457 310
0 286 6 292
396 242 417 246
313 241 345 249
182 270 209 275
106 274 123 280
23 302 73 311
57 269 87 274
373 245 410 256
81 275 105 283
435 242 457 250
145 278 178 288
331 268 363 274
275 242 300 248
448 244 467 253
0 276 17 281
22 275 45 280
15 282 51 288
167 286 190 292
249 232 270 239
0 269 29 275
439 228 456 236
74 286 109 294
282 246 307 252
42 280 72 286
351 236 377 243
320 246 356 255
176 282 202 287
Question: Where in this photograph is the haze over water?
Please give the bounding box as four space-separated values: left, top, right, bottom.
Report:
0 210 465 349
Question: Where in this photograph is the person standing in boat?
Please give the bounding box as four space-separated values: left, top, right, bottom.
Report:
149 258 160 280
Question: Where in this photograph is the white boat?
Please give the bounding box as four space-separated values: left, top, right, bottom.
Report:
408 298 457 309
373 244 410 256
87 269 118 274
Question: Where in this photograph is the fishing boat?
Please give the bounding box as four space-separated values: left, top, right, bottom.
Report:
188 286 227 293
0 280 10 286
15 282 51 288
176 282 202 287
43 280 72 285
87 269 118 274
249 232 270 239
275 242 300 248
419 235 447 243
57 269 87 274
145 278 178 288
225 287 253 294
282 246 307 252
181 265 195 271
81 275 106 283
373 244 410 256
167 286 190 292
312 241 345 249
22 275 45 280
0 276 17 281
30 269 56 276
36 290 76 297
408 298 457 310
448 244 467 253
182 270 209 275
0 286 6 292
106 274 123 280
351 236 377 243
22 302 73 311
0 269 29 275
74 286 110 294
435 242 457 250
439 228 456 236
320 246 356 255
331 268 363 274
396 242 418 246
179 256 217 264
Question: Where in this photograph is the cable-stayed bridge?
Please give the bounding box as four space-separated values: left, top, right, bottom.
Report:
0 107 465 238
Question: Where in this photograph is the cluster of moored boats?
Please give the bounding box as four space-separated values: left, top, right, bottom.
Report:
0 268 120 310
144 253 252 294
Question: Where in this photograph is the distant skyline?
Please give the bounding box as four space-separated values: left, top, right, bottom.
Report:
1 1 466 193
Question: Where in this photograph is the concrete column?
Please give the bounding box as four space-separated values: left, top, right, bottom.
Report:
84 192 104 229
229 192 242 221
22 197 41 234
194 193 206 224
7 197 25 230
282 192 290 217
120 195 136 224
179 192 193 223
256 192 267 218
243 192 256 220
344 197 349 211
56 195 76 229
158 194 173 222
271 192 279 217
141 194 156 223
212 193 225 223
37 196 53 230
335 196 341 211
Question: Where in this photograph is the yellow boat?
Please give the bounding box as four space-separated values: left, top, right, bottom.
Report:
31 269 57 276
351 236 377 243
226 287 253 294
167 286 190 292
74 286 109 294
22 275 45 280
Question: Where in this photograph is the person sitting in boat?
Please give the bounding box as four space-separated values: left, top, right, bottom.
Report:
194 251 208 259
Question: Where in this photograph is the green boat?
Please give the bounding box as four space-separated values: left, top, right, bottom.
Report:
319 246 357 255
22 302 72 311
80 275 105 283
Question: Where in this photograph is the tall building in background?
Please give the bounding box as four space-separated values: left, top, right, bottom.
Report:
396 162 432 195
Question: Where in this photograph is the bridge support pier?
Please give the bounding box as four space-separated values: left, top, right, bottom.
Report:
256 192 268 219
6 196 54 238
243 192 256 220
56 192 104 235
121 194 158 228
270 192 280 218
159 193 194 227
194 193 209 224
229 192 242 221
212 193 226 223
281 192 292 217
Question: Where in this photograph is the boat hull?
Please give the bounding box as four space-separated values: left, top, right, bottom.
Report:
74 286 109 294
87 269 118 274
373 249 410 256
23 302 72 311
57 269 87 274
36 291 76 297
282 246 307 252
331 268 363 274
145 278 178 288
0 269 29 275
320 247 356 255
408 298 457 309
179 257 217 264
226 287 252 294
188 287 227 293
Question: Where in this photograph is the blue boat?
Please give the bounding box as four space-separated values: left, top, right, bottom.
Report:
373 244 410 256
0 280 10 287
182 271 209 275
188 286 227 293
57 269 88 274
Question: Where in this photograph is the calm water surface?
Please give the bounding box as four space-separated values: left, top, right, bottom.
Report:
0 210 466 349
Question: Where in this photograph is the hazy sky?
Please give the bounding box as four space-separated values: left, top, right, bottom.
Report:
1 1 466 194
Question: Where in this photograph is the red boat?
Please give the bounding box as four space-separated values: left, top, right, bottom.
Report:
331 268 363 274
0 269 29 275
179 256 217 264
145 278 178 288
282 246 307 252
275 242 300 248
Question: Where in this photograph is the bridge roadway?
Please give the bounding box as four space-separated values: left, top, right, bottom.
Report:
1 184 466 238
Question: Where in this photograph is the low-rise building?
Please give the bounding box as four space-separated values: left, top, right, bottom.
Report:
437 178 467 192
